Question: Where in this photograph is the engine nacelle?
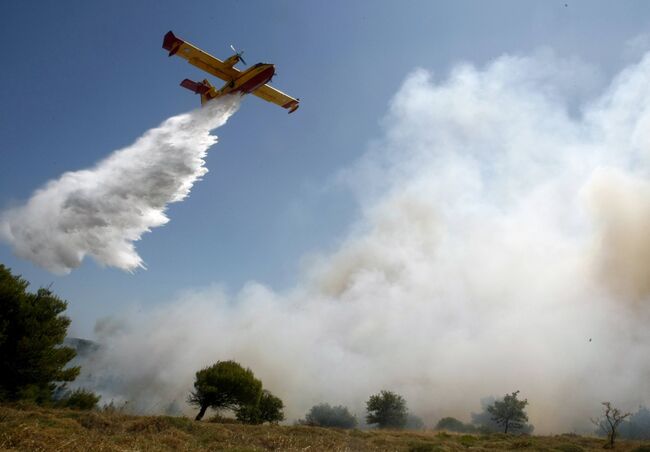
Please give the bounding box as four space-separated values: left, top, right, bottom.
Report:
222 54 241 68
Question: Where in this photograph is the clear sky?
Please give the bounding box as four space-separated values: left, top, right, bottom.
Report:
2 0 650 337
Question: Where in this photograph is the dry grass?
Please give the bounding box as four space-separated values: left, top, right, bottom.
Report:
1 405 650 451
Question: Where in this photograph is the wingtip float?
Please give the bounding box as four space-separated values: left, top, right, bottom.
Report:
162 31 300 114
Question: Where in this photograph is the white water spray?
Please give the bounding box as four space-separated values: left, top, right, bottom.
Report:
1 97 240 273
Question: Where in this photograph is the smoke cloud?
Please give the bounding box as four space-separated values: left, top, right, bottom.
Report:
77 50 650 433
1 97 240 273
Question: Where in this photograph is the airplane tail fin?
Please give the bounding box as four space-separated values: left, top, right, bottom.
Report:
180 79 210 95
284 99 300 114
179 79 216 105
163 31 184 57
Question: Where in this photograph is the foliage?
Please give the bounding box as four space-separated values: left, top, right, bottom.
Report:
56 388 100 410
188 360 262 421
302 403 357 429
236 389 284 424
366 390 408 429
435 416 476 433
486 390 530 434
592 401 631 448
0 264 79 404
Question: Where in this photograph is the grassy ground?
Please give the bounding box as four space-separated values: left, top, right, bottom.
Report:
2 405 650 451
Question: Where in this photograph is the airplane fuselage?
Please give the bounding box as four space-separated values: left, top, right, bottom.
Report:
225 63 275 95
198 63 275 104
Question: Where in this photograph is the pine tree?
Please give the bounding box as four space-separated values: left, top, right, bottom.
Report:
0 264 79 403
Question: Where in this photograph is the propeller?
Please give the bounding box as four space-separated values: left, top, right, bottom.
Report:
230 44 247 65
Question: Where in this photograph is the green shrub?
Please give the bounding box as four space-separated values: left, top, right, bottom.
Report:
435 416 475 432
57 388 100 410
302 403 357 428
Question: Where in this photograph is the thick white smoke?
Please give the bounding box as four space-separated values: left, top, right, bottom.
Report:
78 51 650 433
1 97 240 273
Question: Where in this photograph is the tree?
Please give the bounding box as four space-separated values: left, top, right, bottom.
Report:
302 403 358 429
0 264 79 403
486 390 529 434
471 395 534 434
366 390 408 429
236 389 285 424
592 401 631 449
188 360 262 421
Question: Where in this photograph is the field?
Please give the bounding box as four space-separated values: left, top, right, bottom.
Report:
2 405 650 451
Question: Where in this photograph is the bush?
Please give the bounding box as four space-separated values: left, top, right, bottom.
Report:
57 388 100 410
435 416 475 433
302 403 357 429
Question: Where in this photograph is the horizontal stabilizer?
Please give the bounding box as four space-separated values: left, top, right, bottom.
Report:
180 79 211 95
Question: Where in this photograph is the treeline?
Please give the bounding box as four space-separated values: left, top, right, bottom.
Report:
1 263 648 446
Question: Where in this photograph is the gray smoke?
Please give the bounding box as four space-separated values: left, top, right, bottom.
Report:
1 96 240 273
76 50 650 433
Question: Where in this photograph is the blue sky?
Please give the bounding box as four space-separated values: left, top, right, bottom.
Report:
2 0 650 337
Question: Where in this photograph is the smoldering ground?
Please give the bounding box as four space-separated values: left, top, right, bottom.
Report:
15 50 650 433
0 96 240 274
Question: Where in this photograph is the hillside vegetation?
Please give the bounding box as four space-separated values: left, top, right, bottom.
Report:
2 405 650 451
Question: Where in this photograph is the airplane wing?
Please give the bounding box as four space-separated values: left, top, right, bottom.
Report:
253 84 300 113
163 31 240 81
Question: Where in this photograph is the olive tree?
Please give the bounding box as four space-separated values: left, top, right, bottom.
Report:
366 390 408 429
486 390 529 434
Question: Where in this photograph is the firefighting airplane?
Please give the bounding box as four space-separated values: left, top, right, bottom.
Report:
162 31 300 113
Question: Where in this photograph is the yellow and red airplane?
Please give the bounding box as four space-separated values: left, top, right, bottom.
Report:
162 31 299 114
